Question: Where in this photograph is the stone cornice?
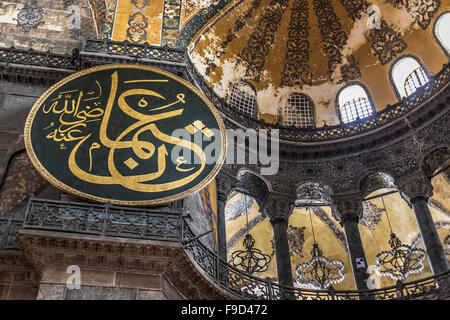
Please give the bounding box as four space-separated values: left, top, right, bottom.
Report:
19 230 229 300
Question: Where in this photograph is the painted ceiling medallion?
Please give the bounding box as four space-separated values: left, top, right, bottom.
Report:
24 64 226 205
14 3 45 32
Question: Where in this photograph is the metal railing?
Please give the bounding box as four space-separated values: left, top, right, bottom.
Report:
182 214 449 300
13 198 450 300
23 198 182 242
83 39 185 64
0 46 80 70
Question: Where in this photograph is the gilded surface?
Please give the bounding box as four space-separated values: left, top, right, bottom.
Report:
24 64 226 205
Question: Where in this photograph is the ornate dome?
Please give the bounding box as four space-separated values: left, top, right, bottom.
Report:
187 0 448 126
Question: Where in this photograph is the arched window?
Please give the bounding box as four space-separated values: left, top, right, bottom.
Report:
337 84 374 124
391 56 429 99
434 12 450 55
280 93 315 128
228 82 257 117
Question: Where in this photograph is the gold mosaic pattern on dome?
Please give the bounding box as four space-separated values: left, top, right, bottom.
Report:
189 0 449 126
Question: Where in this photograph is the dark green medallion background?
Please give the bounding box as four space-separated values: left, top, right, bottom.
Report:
24 64 226 205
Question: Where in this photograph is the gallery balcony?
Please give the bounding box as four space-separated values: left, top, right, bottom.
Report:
4 197 447 300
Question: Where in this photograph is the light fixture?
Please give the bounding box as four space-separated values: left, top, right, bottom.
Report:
229 195 271 274
295 207 345 290
375 196 426 281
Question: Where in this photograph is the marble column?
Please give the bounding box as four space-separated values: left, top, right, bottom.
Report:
263 193 295 294
333 194 370 292
270 215 294 288
411 197 449 274
398 172 449 275
215 171 236 262
216 191 228 262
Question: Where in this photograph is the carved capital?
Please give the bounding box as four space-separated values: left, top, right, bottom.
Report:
396 171 433 203
215 170 237 203
332 193 363 223
232 171 269 207
262 193 295 223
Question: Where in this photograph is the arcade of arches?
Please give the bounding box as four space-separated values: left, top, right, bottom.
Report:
0 0 448 300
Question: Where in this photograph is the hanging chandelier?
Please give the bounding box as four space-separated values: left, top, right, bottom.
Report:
295 207 345 290
375 197 426 281
229 196 272 274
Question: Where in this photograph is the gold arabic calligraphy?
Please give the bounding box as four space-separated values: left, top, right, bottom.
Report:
43 71 208 193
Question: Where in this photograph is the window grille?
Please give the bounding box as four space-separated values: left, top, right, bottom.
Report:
229 83 257 117
281 93 315 128
404 67 429 96
341 97 373 123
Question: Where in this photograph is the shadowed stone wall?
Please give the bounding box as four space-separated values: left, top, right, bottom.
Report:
0 0 97 54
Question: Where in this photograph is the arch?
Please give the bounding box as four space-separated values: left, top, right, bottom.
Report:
389 55 430 100
359 172 397 199
421 146 450 179
296 181 334 206
233 169 271 206
279 93 316 128
87 0 107 39
228 81 258 118
336 82 375 124
433 11 450 57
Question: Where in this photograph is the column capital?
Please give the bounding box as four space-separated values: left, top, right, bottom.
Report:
331 193 364 223
215 171 237 203
262 193 295 223
396 171 433 204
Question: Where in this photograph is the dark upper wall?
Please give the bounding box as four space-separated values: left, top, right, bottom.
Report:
0 81 48 134
0 0 97 54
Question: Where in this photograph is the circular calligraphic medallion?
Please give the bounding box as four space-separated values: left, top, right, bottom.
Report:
24 64 226 205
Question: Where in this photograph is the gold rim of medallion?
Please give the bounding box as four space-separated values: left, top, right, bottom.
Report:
24 64 227 206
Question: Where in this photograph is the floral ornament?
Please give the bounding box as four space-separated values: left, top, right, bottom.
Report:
230 234 272 274
359 201 383 231
295 242 345 289
14 4 45 32
364 20 407 65
386 0 440 30
376 233 426 281
240 0 289 80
